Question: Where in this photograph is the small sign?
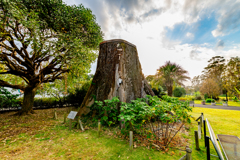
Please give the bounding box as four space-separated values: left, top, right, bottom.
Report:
67 111 78 119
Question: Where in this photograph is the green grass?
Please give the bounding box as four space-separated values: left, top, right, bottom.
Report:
1 107 239 160
0 108 186 160
189 107 240 160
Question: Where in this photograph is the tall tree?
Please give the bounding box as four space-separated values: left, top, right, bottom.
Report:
200 78 220 98
0 0 103 114
202 56 225 92
156 61 190 96
222 56 240 98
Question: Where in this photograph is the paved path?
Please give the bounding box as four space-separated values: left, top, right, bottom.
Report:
191 104 240 111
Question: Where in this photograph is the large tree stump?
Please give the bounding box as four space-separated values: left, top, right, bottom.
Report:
78 39 154 116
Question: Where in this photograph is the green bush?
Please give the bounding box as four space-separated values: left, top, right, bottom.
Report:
86 95 192 148
204 94 208 100
231 96 239 102
206 99 215 103
194 96 202 100
173 87 186 97
0 87 20 108
66 81 91 105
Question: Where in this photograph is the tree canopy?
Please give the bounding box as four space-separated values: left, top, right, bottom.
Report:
155 61 190 96
0 0 103 114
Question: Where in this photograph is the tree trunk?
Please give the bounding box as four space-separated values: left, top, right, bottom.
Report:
77 39 154 116
19 85 38 115
167 86 173 97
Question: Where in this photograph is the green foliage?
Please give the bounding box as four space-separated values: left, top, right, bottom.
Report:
0 87 19 108
205 99 215 103
89 95 192 132
173 87 186 97
156 61 190 96
204 94 208 100
0 0 103 113
66 81 91 105
193 91 202 100
231 96 239 102
88 97 120 127
151 85 166 98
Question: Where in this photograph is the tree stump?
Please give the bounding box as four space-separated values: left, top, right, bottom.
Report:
77 39 154 116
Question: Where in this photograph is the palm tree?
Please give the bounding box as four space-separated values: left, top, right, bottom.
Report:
156 61 190 96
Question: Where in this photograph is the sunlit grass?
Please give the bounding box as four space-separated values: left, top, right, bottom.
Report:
1 107 239 159
189 107 240 160
0 109 186 160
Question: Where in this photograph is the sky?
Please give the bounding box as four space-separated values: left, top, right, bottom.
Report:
63 0 240 84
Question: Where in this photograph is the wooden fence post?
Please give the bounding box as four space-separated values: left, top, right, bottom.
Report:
203 120 207 147
53 109 57 120
186 146 192 160
79 118 85 131
206 136 210 160
63 113 67 123
198 122 201 139
98 120 101 137
77 117 80 129
129 131 133 151
194 131 200 150
69 119 72 130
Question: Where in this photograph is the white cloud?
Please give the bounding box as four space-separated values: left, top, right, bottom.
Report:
186 32 194 38
63 0 240 79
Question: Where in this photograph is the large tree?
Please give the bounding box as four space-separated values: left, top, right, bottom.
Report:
222 57 240 98
155 61 190 96
202 56 225 91
0 0 103 114
200 78 220 98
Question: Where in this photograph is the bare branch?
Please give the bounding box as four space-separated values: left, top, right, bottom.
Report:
0 80 25 91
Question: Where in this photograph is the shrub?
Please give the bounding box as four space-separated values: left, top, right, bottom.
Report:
173 87 186 97
87 95 192 149
204 94 208 100
194 96 202 100
66 81 91 105
231 96 239 102
0 87 20 108
206 99 215 103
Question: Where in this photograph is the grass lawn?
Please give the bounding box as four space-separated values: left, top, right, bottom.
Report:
0 108 188 160
194 100 240 107
189 107 240 160
0 107 239 160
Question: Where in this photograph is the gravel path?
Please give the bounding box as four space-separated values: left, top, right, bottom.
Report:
191 104 240 111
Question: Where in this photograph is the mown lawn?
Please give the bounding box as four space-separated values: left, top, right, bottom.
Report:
189 107 240 160
0 108 188 160
0 107 239 160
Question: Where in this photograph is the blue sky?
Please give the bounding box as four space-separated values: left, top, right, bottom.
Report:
63 0 240 83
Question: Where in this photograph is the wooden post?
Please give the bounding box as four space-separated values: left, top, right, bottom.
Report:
53 109 57 120
129 131 133 151
63 113 67 123
198 122 201 139
98 120 101 137
200 116 202 133
77 117 80 129
203 120 207 147
194 131 200 150
186 146 192 160
206 136 210 160
79 118 85 131
69 119 72 130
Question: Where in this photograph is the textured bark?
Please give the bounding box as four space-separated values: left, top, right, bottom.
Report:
18 85 38 115
167 86 173 97
78 39 154 116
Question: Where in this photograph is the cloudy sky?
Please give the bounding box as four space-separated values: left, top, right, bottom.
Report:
64 0 240 82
